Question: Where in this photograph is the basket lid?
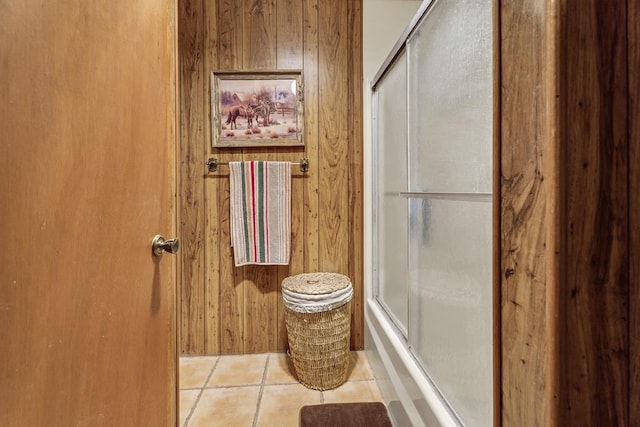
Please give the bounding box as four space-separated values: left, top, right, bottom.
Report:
281 272 351 295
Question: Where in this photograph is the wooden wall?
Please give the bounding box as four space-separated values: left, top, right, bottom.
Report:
500 0 638 425
178 0 363 355
630 0 640 424
563 1 630 424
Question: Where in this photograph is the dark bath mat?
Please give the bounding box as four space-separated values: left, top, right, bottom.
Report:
299 402 392 427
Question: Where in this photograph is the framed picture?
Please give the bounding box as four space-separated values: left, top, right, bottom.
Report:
211 70 304 147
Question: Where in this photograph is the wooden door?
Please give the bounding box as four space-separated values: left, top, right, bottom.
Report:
0 1 177 426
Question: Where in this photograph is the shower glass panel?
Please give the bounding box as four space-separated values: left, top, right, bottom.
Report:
407 197 492 426
408 0 492 194
374 52 409 334
371 0 492 424
407 0 493 425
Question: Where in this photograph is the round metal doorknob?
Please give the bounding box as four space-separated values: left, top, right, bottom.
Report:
152 235 180 257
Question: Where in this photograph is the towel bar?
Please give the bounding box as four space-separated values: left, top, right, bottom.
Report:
206 157 309 174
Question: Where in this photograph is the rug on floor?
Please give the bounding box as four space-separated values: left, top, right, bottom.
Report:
299 402 392 427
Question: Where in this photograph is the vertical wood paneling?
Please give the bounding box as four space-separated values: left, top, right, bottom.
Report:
179 0 363 355
203 0 220 355
318 0 349 274
302 0 320 275
242 0 280 354
217 0 244 70
245 0 277 68
179 0 206 354
500 0 560 425
216 0 246 354
630 0 640 423
564 1 628 424
347 0 364 349
276 0 303 69
276 0 305 349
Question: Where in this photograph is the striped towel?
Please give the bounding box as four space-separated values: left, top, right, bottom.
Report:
229 161 291 266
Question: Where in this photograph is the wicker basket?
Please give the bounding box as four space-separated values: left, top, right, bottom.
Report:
282 273 353 391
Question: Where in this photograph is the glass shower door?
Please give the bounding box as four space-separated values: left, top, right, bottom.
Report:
373 51 409 335
372 0 493 424
406 0 493 425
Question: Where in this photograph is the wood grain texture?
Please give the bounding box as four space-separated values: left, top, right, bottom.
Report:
179 0 206 354
178 0 363 354
217 0 244 70
276 0 305 350
347 0 364 349
277 0 304 69
302 0 320 274
242 0 280 354
492 1 502 424
215 0 246 354
203 0 221 355
500 0 561 425
318 0 349 275
0 1 177 424
500 0 634 425
245 0 277 68
565 1 629 425
563 1 629 424
630 0 640 423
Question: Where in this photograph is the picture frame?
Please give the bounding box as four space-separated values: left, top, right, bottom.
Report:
210 70 304 147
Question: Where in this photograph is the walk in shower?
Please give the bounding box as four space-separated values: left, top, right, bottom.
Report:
368 0 493 425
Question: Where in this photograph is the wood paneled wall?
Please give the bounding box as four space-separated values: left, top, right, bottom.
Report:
178 0 363 355
630 0 640 424
563 1 629 424
500 0 638 425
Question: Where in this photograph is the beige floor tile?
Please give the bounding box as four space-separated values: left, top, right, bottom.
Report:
179 389 200 427
179 352 383 426
188 386 260 427
347 351 374 381
179 356 218 389
323 380 383 404
256 384 323 427
207 353 268 387
264 353 298 384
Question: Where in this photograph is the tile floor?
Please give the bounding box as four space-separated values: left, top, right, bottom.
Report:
179 351 384 427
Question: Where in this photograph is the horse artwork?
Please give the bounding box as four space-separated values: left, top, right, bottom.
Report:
225 105 247 130
211 71 305 147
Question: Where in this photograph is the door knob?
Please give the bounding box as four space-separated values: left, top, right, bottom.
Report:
152 235 180 257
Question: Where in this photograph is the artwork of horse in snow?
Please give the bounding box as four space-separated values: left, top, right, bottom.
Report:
225 105 247 130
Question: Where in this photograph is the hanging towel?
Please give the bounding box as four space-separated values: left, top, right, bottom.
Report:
229 161 291 266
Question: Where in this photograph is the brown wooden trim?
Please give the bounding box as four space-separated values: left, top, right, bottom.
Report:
492 1 502 425
348 0 364 350
629 0 640 423
500 0 562 424
544 1 563 425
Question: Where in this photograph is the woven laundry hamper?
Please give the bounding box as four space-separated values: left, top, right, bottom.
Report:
282 272 353 391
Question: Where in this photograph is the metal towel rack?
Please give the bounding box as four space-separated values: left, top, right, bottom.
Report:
206 157 309 173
